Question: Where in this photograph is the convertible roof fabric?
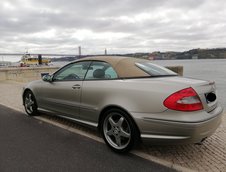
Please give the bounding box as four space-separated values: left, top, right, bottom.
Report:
76 56 150 78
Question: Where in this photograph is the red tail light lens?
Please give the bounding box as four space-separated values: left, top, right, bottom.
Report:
163 87 203 111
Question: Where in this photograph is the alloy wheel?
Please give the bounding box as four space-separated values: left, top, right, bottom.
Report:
103 112 131 150
24 91 38 116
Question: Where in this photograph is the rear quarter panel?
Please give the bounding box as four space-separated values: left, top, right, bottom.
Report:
80 78 189 123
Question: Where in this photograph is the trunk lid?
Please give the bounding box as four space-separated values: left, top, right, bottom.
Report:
156 76 218 112
140 76 218 112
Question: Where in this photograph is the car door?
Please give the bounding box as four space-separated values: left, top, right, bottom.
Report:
80 61 118 125
38 61 91 118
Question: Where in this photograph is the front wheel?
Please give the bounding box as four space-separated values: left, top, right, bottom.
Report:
101 109 139 153
23 90 38 116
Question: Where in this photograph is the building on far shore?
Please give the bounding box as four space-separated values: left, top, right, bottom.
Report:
192 54 198 59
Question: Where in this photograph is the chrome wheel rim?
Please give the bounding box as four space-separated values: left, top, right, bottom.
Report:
103 112 131 150
24 93 35 114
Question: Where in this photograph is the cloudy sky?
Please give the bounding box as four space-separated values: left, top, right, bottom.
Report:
1 0 226 61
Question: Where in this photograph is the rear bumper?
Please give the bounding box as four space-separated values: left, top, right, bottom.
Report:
132 106 223 144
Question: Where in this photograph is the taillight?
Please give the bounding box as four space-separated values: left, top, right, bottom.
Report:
163 87 203 111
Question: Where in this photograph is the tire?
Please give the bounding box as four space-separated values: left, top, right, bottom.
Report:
23 90 38 116
101 108 139 153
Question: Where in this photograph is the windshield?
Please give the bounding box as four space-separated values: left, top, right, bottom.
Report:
135 62 177 76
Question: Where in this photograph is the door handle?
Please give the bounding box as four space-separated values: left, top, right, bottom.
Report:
72 84 81 89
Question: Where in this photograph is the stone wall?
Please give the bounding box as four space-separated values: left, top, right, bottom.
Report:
0 67 59 82
0 66 183 82
166 66 183 76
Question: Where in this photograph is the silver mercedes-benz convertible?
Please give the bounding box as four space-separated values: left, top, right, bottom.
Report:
22 56 223 153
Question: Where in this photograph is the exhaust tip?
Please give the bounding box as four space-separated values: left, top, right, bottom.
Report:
195 137 207 145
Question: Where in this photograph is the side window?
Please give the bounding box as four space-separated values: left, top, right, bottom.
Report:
53 61 91 81
85 61 118 80
105 67 118 79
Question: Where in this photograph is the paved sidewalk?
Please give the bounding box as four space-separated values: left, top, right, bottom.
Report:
0 81 225 172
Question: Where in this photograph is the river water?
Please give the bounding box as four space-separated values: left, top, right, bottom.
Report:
53 59 226 109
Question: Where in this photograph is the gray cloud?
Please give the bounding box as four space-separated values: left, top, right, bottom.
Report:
0 0 226 60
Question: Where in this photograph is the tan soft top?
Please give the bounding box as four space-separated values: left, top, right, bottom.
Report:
77 56 150 78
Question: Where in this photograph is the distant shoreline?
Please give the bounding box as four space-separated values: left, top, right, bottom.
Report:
1 47 226 63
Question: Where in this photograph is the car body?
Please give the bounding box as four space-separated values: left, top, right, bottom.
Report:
23 56 223 152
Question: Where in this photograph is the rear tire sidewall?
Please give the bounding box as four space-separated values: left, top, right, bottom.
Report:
101 108 139 153
24 90 38 116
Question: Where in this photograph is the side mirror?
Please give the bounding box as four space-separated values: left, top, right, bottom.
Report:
42 74 53 82
41 73 49 78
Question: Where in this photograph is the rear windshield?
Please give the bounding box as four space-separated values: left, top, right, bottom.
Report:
135 62 177 76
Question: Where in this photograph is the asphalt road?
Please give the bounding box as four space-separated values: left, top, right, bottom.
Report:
0 104 175 172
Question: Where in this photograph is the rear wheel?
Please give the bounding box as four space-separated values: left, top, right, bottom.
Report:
101 109 139 153
24 90 38 116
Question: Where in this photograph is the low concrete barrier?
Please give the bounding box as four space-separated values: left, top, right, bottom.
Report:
0 66 183 82
0 67 59 82
166 66 183 76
